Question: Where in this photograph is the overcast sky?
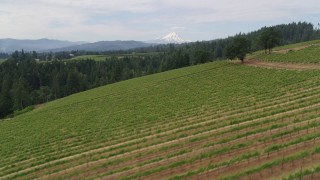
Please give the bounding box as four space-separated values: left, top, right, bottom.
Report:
0 0 320 42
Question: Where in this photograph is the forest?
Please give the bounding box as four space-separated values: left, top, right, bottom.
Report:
0 22 319 118
0 53 10 59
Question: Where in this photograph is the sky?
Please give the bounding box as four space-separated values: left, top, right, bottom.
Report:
0 0 320 42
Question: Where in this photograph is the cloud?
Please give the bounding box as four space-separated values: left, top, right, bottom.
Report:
170 26 186 31
0 0 320 41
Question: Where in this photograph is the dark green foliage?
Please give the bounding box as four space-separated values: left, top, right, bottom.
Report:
0 52 10 59
0 93 13 118
13 106 35 117
12 78 31 110
226 36 250 62
259 27 282 53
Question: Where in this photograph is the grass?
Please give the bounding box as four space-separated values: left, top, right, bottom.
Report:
283 164 320 180
255 45 320 63
67 52 162 62
13 106 35 117
252 40 320 63
1 41 320 179
0 58 6 64
274 40 320 51
69 55 108 61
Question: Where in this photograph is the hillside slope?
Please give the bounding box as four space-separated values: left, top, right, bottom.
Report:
0 59 320 179
251 40 320 64
0 38 85 52
50 40 151 52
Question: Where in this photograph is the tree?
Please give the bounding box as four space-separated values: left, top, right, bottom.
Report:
0 74 13 118
12 78 31 110
66 70 85 95
51 74 61 99
226 36 250 63
32 51 38 60
259 27 282 54
38 86 51 103
0 93 13 118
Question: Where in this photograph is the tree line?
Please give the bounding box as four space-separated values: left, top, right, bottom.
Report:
0 53 10 59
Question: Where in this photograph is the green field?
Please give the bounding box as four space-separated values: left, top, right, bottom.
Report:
1 56 320 179
68 52 162 61
252 40 320 63
69 55 108 61
273 40 320 51
0 58 6 64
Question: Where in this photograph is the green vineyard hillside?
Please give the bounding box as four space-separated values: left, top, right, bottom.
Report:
253 40 320 63
1 43 320 179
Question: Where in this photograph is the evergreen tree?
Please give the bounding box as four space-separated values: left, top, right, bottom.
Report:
226 36 250 63
259 27 282 54
0 93 13 118
66 70 82 95
12 78 31 110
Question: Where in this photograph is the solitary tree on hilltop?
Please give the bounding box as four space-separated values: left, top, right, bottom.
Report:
226 36 251 63
259 27 282 54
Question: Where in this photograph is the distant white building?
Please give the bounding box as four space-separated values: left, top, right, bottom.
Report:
69 54 75 57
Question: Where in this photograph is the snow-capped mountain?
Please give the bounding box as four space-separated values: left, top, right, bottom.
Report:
147 32 189 44
159 32 187 44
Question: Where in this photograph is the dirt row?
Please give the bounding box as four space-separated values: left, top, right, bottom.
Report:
36 114 318 179
3 78 317 170
34 104 320 179
6 93 318 179
194 139 320 180
243 60 320 70
103 126 320 180
3 80 319 179
93 112 320 178
28 101 320 180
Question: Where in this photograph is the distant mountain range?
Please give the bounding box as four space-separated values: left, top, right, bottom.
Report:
0 32 190 53
49 41 151 52
0 38 86 53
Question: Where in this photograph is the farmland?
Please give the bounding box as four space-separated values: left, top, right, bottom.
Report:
67 52 162 62
69 55 109 61
0 58 6 64
253 40 320 63
0 52 320 179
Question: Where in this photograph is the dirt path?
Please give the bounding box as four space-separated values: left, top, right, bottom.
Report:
273 45 310 54
243 60 320 70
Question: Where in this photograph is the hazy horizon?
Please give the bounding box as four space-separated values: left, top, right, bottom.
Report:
1 0 320 42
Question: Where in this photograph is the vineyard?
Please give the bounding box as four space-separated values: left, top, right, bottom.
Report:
0 51 320 179
253 40 320 63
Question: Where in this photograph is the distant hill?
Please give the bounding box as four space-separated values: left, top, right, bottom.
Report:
50 40 152 52
0 38 86 52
